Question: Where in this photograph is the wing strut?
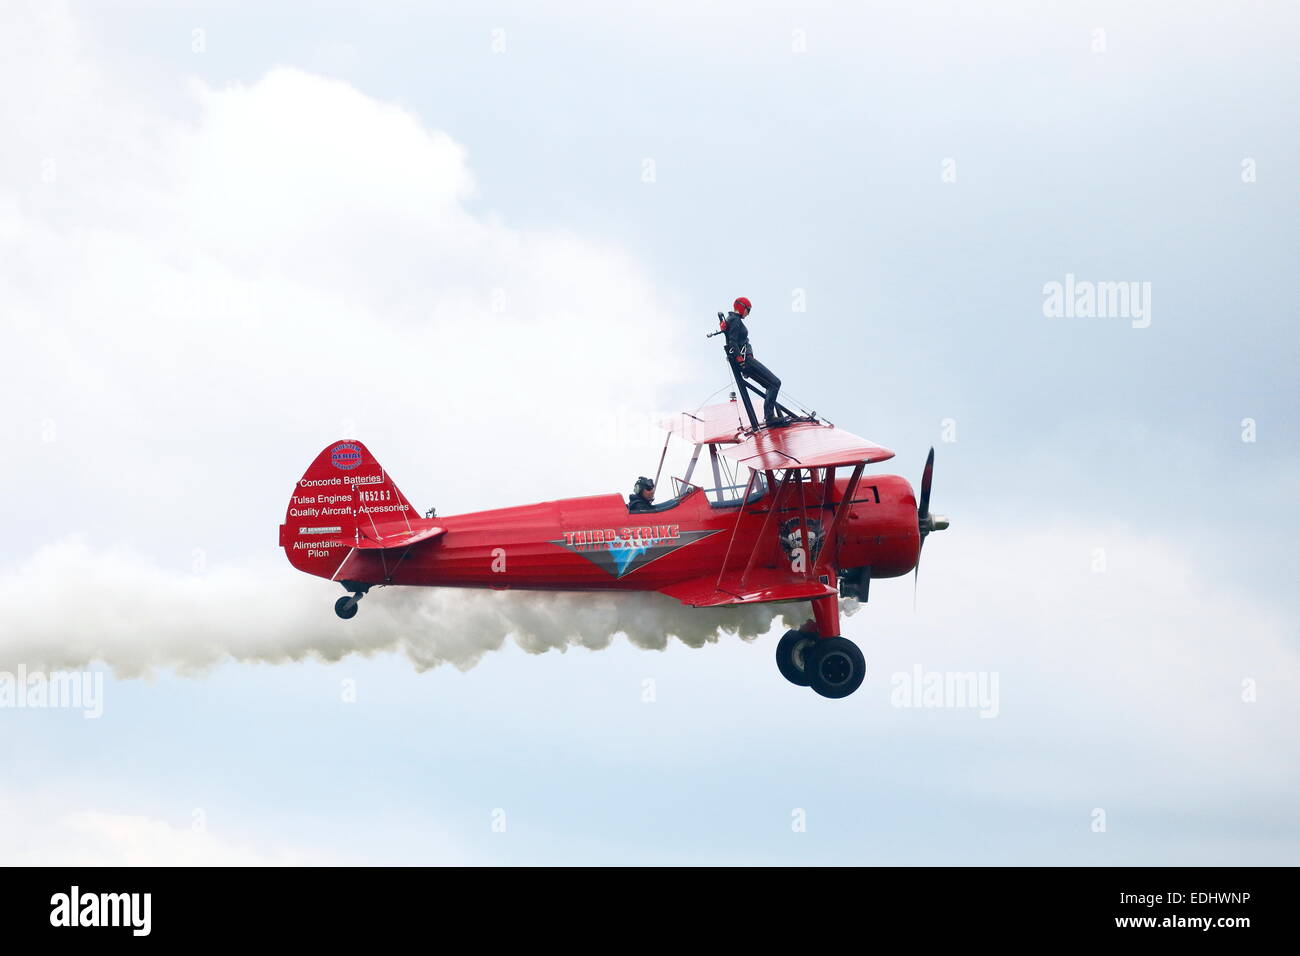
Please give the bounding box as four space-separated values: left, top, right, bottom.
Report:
814 461 864 575
738 469 792 588
820 465 837 514
651 431 670 491
796 467 814 580
714 469 756 591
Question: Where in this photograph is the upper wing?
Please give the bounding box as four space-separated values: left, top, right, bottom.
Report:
660 402 748 445
721 420 894 470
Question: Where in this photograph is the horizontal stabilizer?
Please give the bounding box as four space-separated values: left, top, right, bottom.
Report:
356 525 446 550
330 525 445 582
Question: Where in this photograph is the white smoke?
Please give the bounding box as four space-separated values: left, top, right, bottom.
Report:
0 537 812 677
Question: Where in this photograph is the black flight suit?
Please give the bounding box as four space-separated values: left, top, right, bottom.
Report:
722 310 782 423
628 493 653 513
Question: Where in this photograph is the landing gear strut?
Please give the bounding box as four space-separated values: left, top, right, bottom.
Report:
334 581 370 620
776 590 867 699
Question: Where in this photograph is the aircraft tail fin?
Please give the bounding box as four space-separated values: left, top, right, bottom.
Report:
279 439 421 579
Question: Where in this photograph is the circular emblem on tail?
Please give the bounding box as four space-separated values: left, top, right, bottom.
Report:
330 442 363 471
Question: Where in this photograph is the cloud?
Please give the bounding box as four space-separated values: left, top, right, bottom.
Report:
0 788 338 866
0 10 807 681
2 9 706 567
0 6 805 682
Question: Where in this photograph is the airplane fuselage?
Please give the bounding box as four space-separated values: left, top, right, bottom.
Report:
283 473 920 592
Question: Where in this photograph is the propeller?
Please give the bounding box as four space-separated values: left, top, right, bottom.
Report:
913 447 950 608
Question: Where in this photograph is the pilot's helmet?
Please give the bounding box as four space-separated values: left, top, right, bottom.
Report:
634 476 656 495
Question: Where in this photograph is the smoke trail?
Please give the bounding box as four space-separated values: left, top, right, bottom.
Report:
0 538 814 677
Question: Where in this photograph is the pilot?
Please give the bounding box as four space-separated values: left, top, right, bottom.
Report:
720 296 783 424
628 476 656 513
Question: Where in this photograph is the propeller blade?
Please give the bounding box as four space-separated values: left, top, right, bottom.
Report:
914 447 935 611
918 446 935 525
912 545 921 611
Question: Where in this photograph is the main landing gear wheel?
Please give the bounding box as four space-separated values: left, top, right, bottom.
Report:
775 629 818 686
334 595 360 620
806 637 866 699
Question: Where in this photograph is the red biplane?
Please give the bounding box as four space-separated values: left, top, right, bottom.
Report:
280 396 948 698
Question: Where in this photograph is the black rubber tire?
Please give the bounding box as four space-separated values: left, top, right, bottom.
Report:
806 636 866 699
775 629 817 686
334 595 359 620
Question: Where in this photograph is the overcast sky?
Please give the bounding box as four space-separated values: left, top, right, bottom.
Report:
1 0 1297 864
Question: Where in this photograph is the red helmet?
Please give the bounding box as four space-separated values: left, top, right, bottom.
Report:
733 297 752 316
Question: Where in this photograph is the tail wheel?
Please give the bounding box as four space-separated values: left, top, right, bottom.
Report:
334 595 359 620
775 629 817 686
806 637 866 699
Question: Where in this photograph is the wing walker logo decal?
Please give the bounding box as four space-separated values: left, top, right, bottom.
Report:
552 525 721 579
330 442 363 470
